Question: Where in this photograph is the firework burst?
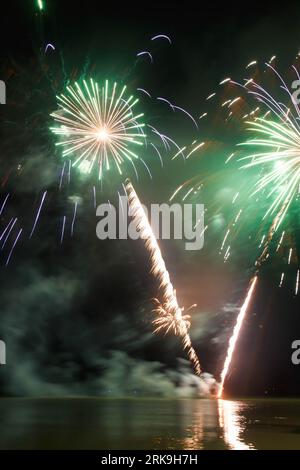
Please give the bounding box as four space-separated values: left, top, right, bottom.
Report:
51 79 146 179
171 59 300 395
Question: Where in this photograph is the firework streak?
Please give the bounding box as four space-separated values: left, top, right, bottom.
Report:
125 180 201 375
218 276 257 397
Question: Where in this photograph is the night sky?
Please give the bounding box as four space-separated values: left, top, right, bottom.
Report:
1 0 300 398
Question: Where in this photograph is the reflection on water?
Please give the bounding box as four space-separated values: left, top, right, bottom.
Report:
0 397 300 449
218 399 254 449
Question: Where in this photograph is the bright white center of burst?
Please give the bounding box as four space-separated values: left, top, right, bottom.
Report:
96 128 110 142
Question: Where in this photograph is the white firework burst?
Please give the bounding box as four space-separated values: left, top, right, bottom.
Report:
50 79 146 179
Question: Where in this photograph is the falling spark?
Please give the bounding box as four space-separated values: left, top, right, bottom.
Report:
151 34 172 44
45 43 55 53
225 153 235 164
296 270 299 295
1 218 17 249
0 193 10 216
222 99 232 107
220 78 231 85
67 159 71 184
59 161 66 190
0 218 13 242
182 187 194 201
228 97 241 107
279 272 285 287
224 245 230 261
276 231 285 252
137 88 151 98
246 60 257 69
29 191 47 239
5 228 22 267
218 276 258 397
150 143 163 167
172 105 198 129
137 51 153 63
70 201 78 237
232 192 239 204
171 145 186 161
244 78 253 87
220 229 230 251
258 234 266 248
169 184 183 201
125 179 201 375
93 186 97 209
186 142 205 159
157 97 175 110
288 248 293 265
206 93 216 100
233 209 242 224
60 216 66 244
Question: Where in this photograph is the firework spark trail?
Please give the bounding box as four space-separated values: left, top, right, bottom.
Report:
125 179 201 375
59 161 66 190
93 186 97 209
0 218 13 241
67 160 71 184
29 191 47 239
0 194 10 216
218 276 258 398
60 216 66 244
5 228 23 267
151 34 172 44
70 201 78 237
45 43 55 53
137 51 153 63
1 218 17 250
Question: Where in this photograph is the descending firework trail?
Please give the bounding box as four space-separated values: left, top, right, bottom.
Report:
0 194 10 216
29 191 47 239
60 215 66 245
5 228 23 267
125 179 201 375
1 218 17 250
218 276 257 397
70 201 78 237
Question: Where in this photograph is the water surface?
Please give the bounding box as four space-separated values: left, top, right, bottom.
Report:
0 398 300 449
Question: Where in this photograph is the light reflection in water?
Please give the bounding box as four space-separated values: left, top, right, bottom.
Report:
179 399 254 450
218 399 254 450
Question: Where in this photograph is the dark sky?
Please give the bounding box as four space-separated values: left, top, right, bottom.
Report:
0 0 300 397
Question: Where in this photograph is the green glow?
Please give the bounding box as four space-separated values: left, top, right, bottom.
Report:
238 117 300 229
37 0 43 10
